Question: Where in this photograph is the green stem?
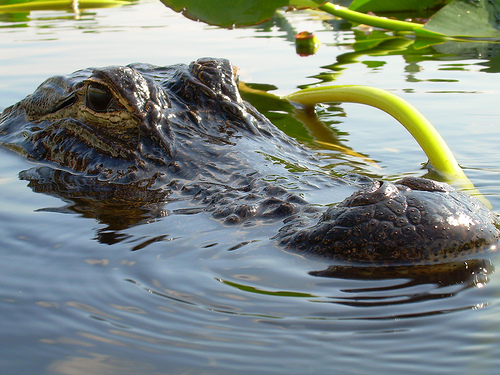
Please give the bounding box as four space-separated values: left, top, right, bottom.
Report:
0 0 125 13
317 3 423 32
285 85 490 206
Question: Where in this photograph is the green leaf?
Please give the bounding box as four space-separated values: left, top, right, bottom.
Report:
159 0 424 32
349 0 451 13
424 0 500 38
161 0 286 27
160 0 322 28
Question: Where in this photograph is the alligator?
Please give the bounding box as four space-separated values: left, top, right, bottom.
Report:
0 57 499 267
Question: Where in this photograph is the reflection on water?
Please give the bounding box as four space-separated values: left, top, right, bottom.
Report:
0 0 130 25
21 166 170 234
220 258 493 315
310 259 493 312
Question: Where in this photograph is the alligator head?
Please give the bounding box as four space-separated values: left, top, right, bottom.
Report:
1 58 499 266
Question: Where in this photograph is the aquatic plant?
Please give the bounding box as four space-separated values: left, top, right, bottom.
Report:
285 85 490 205
160 0 500 39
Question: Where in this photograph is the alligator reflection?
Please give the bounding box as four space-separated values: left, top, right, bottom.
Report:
215 260 494 315
21 167 171 244
310 259 494 306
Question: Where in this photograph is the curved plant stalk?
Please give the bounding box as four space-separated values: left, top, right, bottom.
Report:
312 2 424 32
285 85 491 207
0 0 126 13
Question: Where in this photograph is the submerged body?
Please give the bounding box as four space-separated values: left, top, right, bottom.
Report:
0 58 498 265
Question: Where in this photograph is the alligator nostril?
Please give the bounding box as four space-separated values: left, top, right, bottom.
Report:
343 180 399 207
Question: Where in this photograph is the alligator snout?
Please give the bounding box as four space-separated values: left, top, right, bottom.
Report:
279 177 500 264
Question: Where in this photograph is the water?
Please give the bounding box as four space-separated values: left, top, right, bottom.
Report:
2 1 500 374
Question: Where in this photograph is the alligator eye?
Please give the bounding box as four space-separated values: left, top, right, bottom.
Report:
86 84 115 112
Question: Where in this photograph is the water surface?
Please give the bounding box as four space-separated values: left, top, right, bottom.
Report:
2 1 500 374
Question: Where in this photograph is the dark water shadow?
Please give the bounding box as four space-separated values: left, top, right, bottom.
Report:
20 166 174 244
309 258 494 308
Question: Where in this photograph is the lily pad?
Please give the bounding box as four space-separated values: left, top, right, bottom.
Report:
159 0 289 28
423 0 500 38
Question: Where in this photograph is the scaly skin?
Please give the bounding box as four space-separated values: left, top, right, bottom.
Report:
279 177 499 264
